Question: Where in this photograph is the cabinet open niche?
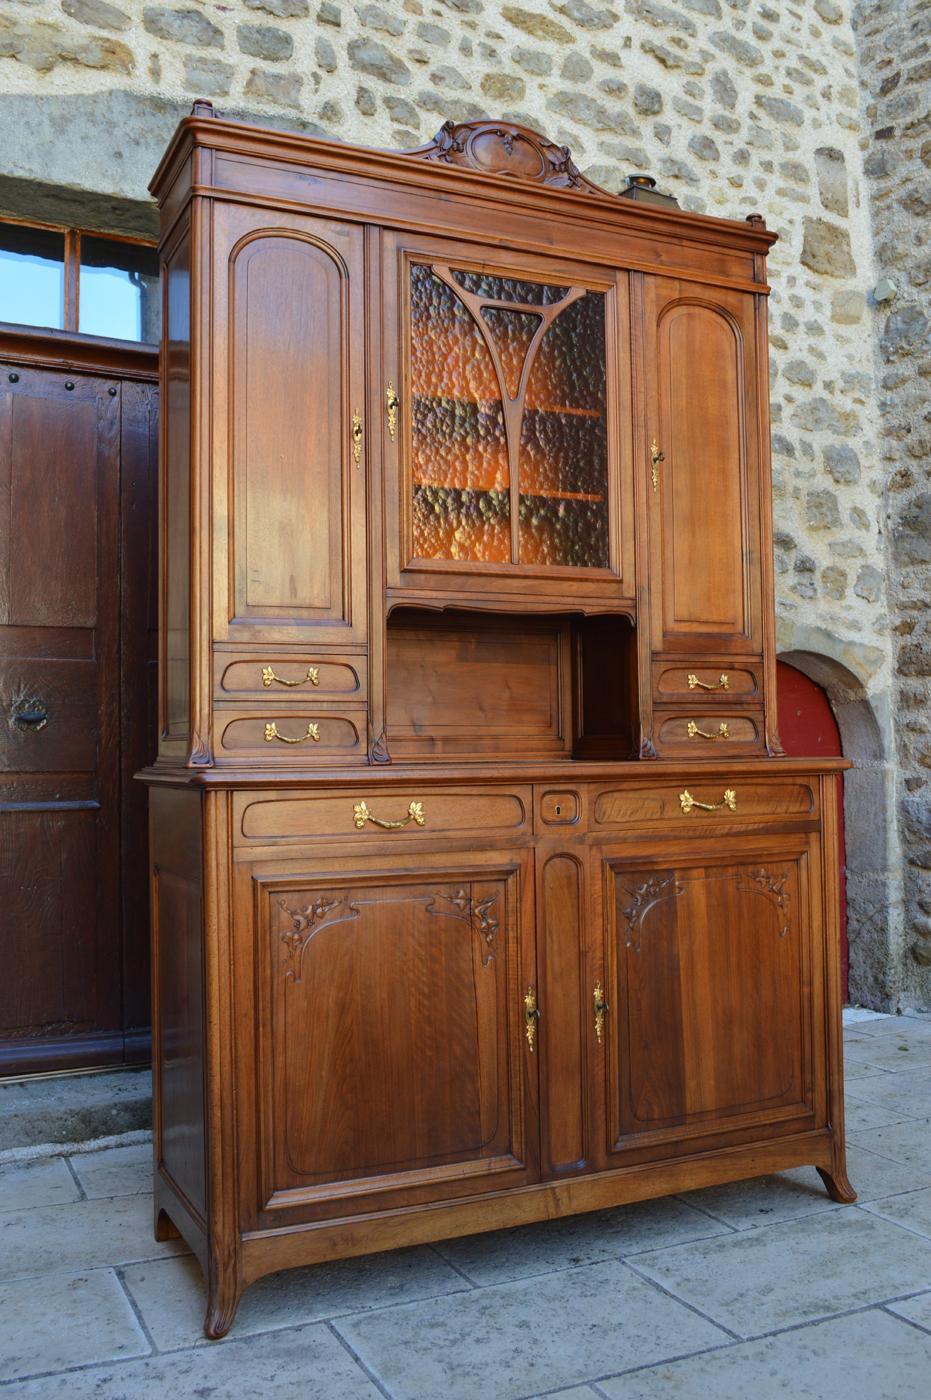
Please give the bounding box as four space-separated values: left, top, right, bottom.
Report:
384 607 638 761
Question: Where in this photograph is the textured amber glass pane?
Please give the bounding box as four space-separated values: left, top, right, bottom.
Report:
519 292 609 567
451 268 569 305
480 307 541 399
409 263 510 561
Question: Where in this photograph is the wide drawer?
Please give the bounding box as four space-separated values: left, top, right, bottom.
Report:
216 708 365 763
652 661 762 704
236 787 531 844
592 778 817 828
214 653 366 702
653 710 765 758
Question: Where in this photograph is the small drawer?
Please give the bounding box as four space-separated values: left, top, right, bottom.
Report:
214 653 365 702
593 779 817 829
236 787 531 844
539 790 581 826
653 710 765 758
216 709 365 763
653 662 761 704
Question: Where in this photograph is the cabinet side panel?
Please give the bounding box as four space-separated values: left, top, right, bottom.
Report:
151 787 206 1222
230 232 347 625
162 229 191 747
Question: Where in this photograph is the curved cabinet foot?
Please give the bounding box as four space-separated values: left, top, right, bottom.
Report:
204 1273 242 1341
817 1164 857 1204
155 1207 181 1242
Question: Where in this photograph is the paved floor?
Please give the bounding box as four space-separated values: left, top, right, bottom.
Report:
1 1011 930 1399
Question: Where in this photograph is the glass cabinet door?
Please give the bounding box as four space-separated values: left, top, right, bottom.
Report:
385 237 633 601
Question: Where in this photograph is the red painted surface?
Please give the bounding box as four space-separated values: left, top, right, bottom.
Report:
776 660 848 998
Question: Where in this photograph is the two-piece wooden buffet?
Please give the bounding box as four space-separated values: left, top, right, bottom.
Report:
142 108 855 1338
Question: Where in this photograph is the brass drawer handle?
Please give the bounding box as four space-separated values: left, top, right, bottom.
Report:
524 986 540 1052
593 983 609 1044
679 788 737 814
688 672 729 691
351 409 363 465
352 799 425 830
264 721 321 744
386 382 399 440
650 438 665 492
687 721 730 741
262 665 320 689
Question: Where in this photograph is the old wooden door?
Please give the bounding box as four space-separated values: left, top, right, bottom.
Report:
0 349 158 1074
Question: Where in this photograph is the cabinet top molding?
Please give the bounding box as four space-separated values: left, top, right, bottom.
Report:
151 103 777 257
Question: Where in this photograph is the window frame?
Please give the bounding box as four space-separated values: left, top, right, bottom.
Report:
0 214 158 343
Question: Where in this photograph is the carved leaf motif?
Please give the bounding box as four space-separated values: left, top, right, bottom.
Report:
622 874 684 953
277 895 357 982
741 866 791 938
406 119 610 196
427 887 500 966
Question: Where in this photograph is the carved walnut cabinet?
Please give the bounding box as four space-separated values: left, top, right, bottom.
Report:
143 109 854 1338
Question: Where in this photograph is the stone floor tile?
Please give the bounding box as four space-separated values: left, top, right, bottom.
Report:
122 1244 469 1348
844 1094 919 1131
678 1145 927 1231
433 1196 731 1286
887 1289 931 1334
848 1119 931 1172
526 1390 599 1399
843 1009 893 1028
0 1157 79 1213
843 1060 890 1081
596 1309 931 1399
68 1143 152 1199
843 1039 931 1073
0 1193 186 1281
627 1209 931 1337
862 1187 931 1240
334 1259 729 1400
0 1321 381 1399
852 1015 931 1041
0 1269 149 1381
847 1069 931 1119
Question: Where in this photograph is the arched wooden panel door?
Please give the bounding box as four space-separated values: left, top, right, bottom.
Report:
777 660 848 998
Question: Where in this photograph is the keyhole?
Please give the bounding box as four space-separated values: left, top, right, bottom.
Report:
555 804 562 816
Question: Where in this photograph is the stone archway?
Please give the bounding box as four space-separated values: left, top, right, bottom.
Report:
778 647 903 1010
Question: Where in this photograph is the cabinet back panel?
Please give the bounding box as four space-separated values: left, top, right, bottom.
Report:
386 612 570 757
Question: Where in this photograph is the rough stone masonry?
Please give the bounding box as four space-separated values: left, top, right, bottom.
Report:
0 0 927 1009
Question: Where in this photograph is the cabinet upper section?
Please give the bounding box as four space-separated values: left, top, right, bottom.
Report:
151 111 776 290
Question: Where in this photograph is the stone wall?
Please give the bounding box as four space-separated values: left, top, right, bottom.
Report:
0 0 919 1005
853 0 931 1008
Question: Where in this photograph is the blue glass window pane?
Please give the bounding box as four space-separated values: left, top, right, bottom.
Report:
0 224 65 330
79 236 160 343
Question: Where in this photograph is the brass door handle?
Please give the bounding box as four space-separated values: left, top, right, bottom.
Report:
650 438 665 492
351 410 363 464
524 986 541 1052
262 665 319 688
386 382 399 440
687 721 730 741
593 983 609 1044
352 799 425 830
688 673 729 691
264 721 321 744
679 788 737 814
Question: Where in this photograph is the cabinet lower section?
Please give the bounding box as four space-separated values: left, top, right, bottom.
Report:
146 762 853 1339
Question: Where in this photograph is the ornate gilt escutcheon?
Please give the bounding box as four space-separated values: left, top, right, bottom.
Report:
262 665 319 688
352 799 426 830
679 788 737 814
687 672 729 691
351 409 363 465
385 382 399 440
687 720 730 741
650 438 665 492
524 986 540 1052
593 983 609 1043
263 721 321 744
